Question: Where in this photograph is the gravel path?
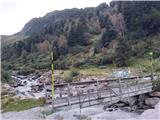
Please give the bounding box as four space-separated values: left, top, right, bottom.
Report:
2 102 160 120
1 107 45 120
2 105 138 120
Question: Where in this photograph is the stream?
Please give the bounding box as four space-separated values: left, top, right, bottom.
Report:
11 75 46 99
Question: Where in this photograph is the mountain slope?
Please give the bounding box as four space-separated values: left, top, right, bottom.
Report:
1 1 160 71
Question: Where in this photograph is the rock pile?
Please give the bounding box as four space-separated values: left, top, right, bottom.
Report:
1 83 16 95
104 91 160 113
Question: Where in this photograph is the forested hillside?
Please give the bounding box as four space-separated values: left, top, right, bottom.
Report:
1 1 160 72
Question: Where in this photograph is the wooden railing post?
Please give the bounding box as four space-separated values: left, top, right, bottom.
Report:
135 76 139 91
118 78 122 100
67 83 71 106
44 82 48 104
59 88 62 98
78 85 82 113
96 80 101 99
109 88 112 101
88 89 91 106
126 81 130 98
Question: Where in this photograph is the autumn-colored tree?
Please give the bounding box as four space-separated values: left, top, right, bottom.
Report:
37 40 50 52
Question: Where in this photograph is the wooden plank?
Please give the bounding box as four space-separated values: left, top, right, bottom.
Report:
53 74 156 88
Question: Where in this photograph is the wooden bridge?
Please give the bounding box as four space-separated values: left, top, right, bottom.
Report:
45 74 160 109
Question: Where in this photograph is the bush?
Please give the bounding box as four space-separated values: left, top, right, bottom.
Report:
18 67 35 75
54 60 69 70
1 62 14 70
100 54 113 65
70 70 79 77
38 97 46 106
1 69 11 83
153 79 160 91
64 75 73 83
2 97 15 109
33 63 50 70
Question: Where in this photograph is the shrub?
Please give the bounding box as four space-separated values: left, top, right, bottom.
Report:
38 97 46 106
2 97 15 109
18 67 35 75
100 54 113 65
64 75 73 83
153 79 160 91
1 69 11 83
70 70 79 77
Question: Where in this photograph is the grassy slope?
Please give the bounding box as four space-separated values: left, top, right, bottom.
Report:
2 95 45 112
61 58 160 80
129 58 160 73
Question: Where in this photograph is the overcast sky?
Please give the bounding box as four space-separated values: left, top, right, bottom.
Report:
0 0 111 35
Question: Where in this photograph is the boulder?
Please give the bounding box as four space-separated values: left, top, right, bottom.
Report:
31 85 39 92
17 75 27 79
2 83 11 90
139 101 160 119
141 105 152 110
1 89 8 95
19 82 26 86
32 74 41 80
138 94 148 108
2 83 16 95
149 91 160 97
120 106 132 112
121 97 137 106
120 105 138 112
113 102 127 107
145 97 160 107
8 87 16 94
104 107 117 112
13 82 18 87
40 106 54 118
138 94 148 102
10 70 18 76
131 105 138 111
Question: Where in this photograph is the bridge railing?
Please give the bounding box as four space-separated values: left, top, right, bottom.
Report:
45 74 159 108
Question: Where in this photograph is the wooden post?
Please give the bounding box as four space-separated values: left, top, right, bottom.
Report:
109 87 112 101
96 80 101 99
59 88 62 98
67 83 71 106
118 78 122 100
139 79 142 91
126 81 130 98
44 82 48 103
78 85 81 114
136 76 140 91
88 90 91 106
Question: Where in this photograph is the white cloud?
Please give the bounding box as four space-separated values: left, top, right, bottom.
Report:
0 0 111 35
